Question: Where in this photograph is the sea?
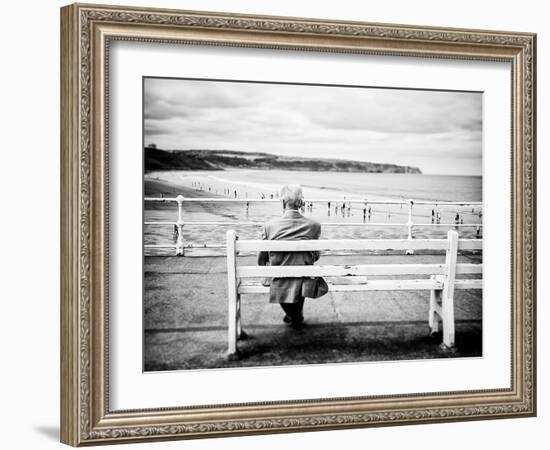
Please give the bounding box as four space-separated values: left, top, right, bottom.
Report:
144 170 483 254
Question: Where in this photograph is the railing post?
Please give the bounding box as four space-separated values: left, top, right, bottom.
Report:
175 195 185 256
441 230 458 349
226 230 240 359
406 199 414 255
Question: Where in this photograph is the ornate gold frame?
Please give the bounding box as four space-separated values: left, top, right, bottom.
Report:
60 3 536 446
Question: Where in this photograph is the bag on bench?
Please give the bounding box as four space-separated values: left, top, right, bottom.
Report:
301 276 329 299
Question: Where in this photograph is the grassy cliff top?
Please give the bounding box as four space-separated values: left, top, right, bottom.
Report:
144 147 422 174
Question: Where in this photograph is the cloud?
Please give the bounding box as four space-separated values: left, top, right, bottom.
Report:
299 88 482 134
144 78 259 121
143 78 483 174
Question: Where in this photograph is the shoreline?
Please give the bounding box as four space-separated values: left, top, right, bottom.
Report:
145 169 483 204
145 176 225 199
146 170 410 202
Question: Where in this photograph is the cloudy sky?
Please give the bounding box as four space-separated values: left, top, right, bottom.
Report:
144 78 482 175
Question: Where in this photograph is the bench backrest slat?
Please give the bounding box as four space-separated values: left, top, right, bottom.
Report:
457 239 483 250
236 238 482 252
236 238 450 252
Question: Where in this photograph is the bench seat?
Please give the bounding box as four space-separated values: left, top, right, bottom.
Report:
238 278 482 294
238 278 444 293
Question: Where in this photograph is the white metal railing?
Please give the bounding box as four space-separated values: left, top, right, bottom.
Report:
144 195 483 256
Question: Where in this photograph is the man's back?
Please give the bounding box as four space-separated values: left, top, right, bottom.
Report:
257 185 322 316
259 209 321 267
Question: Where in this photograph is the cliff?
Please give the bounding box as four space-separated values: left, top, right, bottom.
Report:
144 147 422 174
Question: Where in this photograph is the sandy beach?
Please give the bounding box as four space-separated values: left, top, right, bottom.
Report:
144 171 483 256
146 169 483 203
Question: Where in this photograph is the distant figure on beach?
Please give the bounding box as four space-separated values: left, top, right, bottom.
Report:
257 184 322 328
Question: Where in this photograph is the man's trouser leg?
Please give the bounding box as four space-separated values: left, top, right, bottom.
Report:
280 297 305 324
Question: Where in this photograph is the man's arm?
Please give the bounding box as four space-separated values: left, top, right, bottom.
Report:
257 223 269 266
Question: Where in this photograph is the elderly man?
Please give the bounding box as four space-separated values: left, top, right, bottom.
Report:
258 185 322 328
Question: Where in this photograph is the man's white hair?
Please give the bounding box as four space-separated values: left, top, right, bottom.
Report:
280 184 304 209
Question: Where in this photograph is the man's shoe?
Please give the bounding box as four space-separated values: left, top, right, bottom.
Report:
283 315 304 325
290 320 305 330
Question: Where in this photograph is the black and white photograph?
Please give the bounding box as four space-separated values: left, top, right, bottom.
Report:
143 77 483 371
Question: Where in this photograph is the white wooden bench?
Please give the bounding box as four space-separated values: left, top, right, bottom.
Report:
226 229 482 359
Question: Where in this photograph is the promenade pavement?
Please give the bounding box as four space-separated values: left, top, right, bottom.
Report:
144 253 482 371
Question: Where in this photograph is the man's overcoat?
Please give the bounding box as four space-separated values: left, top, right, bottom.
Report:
258 209 322 304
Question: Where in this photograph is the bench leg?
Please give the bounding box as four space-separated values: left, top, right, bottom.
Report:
236 294 242 337
227 288 240 359
441 291 455 348
236 294 248 340
429 285 441 335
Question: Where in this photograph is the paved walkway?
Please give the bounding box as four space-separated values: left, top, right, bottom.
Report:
144 253 482 371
